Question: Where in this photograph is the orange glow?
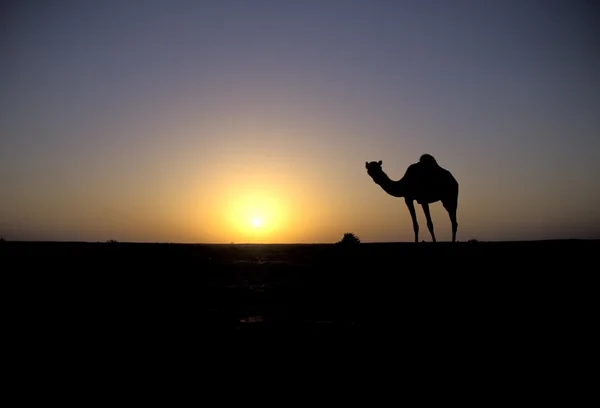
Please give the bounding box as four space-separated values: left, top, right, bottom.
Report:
222 190 287 242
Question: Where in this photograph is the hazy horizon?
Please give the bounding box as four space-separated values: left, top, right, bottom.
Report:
2 0 600 243
3 239 596 244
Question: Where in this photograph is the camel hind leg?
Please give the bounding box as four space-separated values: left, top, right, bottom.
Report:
442 199 458 242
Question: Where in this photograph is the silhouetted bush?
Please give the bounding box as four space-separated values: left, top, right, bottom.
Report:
468 239 479 243
337 232 361 245
106 239 118 244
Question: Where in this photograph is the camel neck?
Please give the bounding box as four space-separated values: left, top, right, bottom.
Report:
373 171 404 198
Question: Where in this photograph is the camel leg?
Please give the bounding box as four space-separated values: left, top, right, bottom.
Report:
405 198 419 243
421 203 436 242
449 207 458 242
443 204 458 243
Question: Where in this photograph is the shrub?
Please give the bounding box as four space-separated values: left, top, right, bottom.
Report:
337 232 360 245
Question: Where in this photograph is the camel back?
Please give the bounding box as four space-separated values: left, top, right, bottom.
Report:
401 162 458 205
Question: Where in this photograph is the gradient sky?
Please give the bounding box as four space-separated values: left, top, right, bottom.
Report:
1 0 599 243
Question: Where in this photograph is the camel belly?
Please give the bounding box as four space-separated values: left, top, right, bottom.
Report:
408 187 443 204
416 195 441 205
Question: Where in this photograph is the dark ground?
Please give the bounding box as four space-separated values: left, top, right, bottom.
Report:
2 240 597 344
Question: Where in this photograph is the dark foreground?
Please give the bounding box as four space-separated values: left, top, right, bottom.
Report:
2 240 597 342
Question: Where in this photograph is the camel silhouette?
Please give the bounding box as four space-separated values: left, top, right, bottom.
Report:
366 154 459 242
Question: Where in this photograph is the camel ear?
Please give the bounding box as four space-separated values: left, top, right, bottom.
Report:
378 160 382 165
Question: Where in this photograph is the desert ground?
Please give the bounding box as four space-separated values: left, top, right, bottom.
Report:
2 240 597 340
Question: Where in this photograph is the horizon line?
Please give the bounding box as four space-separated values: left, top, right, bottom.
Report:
1 238 595 245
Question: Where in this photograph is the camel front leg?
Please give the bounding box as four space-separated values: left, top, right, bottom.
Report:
405 198 419 243
442 201 458 243
421 203 436 242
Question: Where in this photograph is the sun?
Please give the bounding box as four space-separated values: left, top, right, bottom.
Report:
222 190 290 242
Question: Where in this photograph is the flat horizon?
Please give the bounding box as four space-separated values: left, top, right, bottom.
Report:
3 238 597 245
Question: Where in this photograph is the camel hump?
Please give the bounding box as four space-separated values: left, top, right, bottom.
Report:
419 154 438 167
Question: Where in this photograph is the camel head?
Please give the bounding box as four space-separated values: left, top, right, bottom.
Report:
365 160 383 179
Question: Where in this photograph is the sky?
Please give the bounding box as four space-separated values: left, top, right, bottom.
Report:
1 0 599 243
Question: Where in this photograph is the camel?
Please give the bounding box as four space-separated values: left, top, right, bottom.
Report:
365 154 459 242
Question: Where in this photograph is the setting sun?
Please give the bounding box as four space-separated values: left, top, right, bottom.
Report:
217 187 294 242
